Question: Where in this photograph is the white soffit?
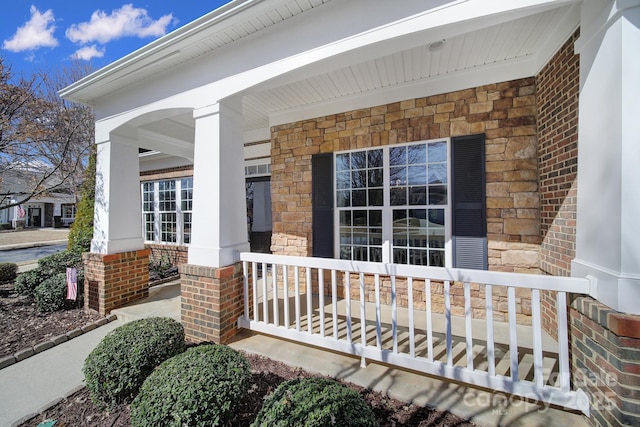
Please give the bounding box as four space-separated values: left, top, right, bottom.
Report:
245 4 579 129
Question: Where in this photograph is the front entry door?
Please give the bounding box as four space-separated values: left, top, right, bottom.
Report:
28 207 41 227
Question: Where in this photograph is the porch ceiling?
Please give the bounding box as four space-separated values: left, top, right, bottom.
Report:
242 4 579 131
85 1 580 148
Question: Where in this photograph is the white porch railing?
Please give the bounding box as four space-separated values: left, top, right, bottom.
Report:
237 252 591 416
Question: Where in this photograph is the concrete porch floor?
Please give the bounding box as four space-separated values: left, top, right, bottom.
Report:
113 281 589 427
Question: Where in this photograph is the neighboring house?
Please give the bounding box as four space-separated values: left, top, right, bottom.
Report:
60 1 639 425
0 170 77 228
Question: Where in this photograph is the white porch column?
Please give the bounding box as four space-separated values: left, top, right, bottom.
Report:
572 0 640 314
188 100 250 267
91 135 144 254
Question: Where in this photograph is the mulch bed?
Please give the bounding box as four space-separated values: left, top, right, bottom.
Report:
1 280 475 426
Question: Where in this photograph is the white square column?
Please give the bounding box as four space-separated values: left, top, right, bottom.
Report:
188 100 250 267
91 135 144 254
572 0 640 314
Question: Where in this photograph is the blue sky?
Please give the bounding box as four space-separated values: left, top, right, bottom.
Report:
1 2 233 78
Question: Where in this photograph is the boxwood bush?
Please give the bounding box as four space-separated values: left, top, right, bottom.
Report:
130 344 251 427
14 268 46 297
34 273 67 312
251 377 377 427
83 317 186 408
0 262 18 283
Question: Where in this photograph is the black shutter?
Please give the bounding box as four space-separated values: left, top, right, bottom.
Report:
451 134 487 270
312 153 334 258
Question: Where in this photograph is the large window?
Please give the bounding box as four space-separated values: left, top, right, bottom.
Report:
142 177 193 245
335 139 450 267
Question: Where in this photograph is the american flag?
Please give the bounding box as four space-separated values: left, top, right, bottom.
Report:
17 205 25 218
66 268 77 301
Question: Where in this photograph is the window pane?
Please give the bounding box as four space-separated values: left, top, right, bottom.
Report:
352 190 367 206
428 163 447 184
368 189 383 206
409 186 427 205
369 210 382 227
337 191 350 207
339 211 351 226
428 141 447 162
351 170 367 189
351 151 366 169
368 169 383 187
390 146 406 166
407 144 426 164
337 171 350 189
183 212 192 244
368 149 383 168
390 167 406 186
336 153 350 171
408 165 426 185
390 187 406 206
429 185 447 205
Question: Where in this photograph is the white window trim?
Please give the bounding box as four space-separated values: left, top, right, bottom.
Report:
333 138 452 267
141 177 192 246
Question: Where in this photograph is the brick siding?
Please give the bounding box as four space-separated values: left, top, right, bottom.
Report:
145 243 189 267
536 30 580 341
570 297 640 427
180 263 247 344
82 249 150 316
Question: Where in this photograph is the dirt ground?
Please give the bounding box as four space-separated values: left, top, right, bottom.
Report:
0 277 475 426
21 350 476 427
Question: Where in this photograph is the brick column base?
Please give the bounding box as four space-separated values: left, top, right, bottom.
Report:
180 262 245 344
570 297 640 426
82 249 150 316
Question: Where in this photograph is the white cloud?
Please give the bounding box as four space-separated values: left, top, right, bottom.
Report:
71 44 105 61
2 6 58 52
66 4 174 45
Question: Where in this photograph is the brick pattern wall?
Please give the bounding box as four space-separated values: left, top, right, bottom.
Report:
537 29 579 277
82 250 150 315
140 165 193 181
536 30 580 341
145 243 189 266
570 297 640 427
180 263 247 344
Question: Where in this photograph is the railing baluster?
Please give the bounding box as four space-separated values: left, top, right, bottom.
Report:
295 267 301 332
272 264 279 327
426 279 433 362
392 275 398 354
319 268 325 337
557 291 570 392
283 265 289 328
464 282 473 370
306 267 313 334
360 273 367 349
375 274 382 349
408 277 415 358
262 263 268 323
508 286 519 381
445 280 452 366
243 261 249 321
345 271 352 343
332 269 338 340
252 262 258 322
531 289 543 388
485 284 495 376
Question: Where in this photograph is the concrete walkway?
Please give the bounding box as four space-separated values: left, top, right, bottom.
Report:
0 280 589 427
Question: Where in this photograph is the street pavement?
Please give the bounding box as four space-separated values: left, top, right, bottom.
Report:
0 244 67 264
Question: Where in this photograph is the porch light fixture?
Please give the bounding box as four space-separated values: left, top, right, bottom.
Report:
428 39 446 52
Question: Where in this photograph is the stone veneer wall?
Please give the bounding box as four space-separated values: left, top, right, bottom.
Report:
82 249 150 315
536 30 580 340
271 77 540 321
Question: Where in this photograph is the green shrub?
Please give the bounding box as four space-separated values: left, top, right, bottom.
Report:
83 317 185 408
37 250 83 274
0 223 11 230
34 273 67 312
0 262 18 283
131 344 251 427
251 377 377 427
14 268 46 297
